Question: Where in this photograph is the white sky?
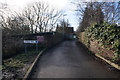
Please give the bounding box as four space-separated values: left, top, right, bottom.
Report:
0 0 119 31
0 0 78 31
0 0 69 11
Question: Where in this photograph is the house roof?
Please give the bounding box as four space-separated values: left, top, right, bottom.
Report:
56 27 74 34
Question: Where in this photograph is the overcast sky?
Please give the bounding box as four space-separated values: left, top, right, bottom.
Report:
0 0 79 31
0 0 119 31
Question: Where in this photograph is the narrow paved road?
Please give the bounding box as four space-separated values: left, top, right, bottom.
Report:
31 40 119 78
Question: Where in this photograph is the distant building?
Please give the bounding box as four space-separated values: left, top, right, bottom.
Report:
56 27 74 39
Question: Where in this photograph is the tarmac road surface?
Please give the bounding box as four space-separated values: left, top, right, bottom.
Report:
31 40 120 78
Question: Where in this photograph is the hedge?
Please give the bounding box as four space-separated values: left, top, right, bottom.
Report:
81 21 120 61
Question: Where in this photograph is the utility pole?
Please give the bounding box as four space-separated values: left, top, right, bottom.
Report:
67 19 69 27
63 14 67 37
62 18 64 40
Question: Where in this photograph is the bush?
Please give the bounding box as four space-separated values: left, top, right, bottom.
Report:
84 21 120 60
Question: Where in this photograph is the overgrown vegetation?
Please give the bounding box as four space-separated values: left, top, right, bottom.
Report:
84 22 120 61
2 50 40 78
3 51 38 69
75 1 120 34
0 1 63 37
75 1 120 62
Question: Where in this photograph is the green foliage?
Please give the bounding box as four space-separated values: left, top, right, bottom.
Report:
83 31 90 48
84 21 120 60
78 3 104 32
4 59 24 69
3 51 38 70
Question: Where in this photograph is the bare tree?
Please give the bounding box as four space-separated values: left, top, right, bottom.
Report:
1 1 63 36
74 1 120 32
48 9 63 32
22 1 63 33
101 2 120 23
23 8 35 33
74 2 104 31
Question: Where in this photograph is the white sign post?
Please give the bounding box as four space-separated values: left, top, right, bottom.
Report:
24 40 38 53
24 40 38 44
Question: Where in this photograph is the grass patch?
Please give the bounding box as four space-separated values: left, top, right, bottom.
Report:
3 50 41 71
2 46 45 78
3 58 24 69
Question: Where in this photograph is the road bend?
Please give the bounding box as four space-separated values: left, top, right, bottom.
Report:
31 40 120 78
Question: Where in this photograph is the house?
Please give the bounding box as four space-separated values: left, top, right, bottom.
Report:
56 27 74 39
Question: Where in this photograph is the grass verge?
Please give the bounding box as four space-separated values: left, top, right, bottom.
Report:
2 49 42 78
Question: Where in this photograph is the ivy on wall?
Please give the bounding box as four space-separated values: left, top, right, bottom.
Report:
84 21 120 60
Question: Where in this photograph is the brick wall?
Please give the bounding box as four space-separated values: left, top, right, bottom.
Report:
79 32 115 59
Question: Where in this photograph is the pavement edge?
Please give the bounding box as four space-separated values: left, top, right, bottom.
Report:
77 41 120 71
23 48 46 79
95 54 120 70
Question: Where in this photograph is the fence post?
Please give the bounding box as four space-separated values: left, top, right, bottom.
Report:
24 44 27 53
36 43 38 53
